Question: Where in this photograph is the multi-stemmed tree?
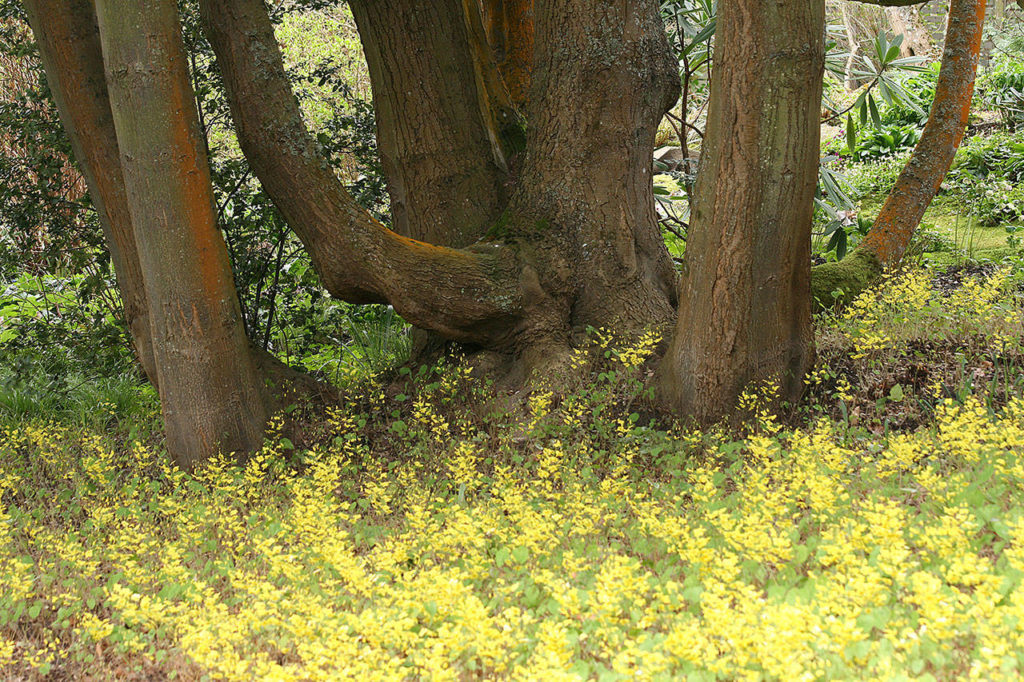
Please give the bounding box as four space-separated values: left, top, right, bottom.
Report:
24 0 984 467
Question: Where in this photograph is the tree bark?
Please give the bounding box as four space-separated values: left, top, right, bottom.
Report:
201 0 678 370
506 0 680 345
657 0 824 423
22 0 157 385
886 6 934 58
348 0 509 246
480 0 534 112
841 1 865 91
812 0 986 307
95 0 267 468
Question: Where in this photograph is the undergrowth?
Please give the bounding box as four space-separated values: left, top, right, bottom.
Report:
1 268 1024 680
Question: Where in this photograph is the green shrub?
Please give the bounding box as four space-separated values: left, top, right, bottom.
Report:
952 130 1024 183
880 62 939 127
946 131 1024 226
979 52 1024 130
848 123 921 162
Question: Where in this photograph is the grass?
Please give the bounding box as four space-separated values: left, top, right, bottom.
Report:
1 266 1024 680
854 194 1014 268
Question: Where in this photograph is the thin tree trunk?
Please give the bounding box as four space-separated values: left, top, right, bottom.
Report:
812 0 986 306
22 0 157 385
866 0 983 264
886 6 934 58
841 1 864 90
657 0 824 423
95 0 267 468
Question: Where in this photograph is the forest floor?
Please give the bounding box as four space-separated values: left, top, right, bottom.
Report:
2 261 1024 680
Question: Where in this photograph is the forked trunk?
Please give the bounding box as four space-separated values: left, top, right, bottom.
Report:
95 0 267 468
657 0 824 423
202 0 678 375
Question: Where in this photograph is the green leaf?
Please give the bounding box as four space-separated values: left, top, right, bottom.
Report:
495 547 510 567
868 95 881 128
827 228 848 260
512 545 530 564
888 384 904 402
846 114 857 153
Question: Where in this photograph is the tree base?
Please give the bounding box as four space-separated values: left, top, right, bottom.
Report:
810 249 882 310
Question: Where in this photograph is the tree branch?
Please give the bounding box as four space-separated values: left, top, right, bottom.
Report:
198 0 524 347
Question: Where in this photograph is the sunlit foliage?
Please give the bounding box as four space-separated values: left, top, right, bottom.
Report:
2 291 1024 678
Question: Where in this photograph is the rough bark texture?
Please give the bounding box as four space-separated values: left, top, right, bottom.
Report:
349 0 508 246
202 0 678 370
812 0 985 307
657 0 824 423
22 0 157 384
480 0 534 112
95 0 267 469
886 6 934 58
505 0 680 345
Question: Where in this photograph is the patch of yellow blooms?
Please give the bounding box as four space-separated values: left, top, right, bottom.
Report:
1 306 1024 679
840 266 1021 359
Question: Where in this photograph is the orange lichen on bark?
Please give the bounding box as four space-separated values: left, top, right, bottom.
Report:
462 0 519 167
482 0 533 111
165 59 236 303
862 0 985 267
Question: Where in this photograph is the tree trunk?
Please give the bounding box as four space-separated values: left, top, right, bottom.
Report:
812 0 986 307
504 0 680 349
22 0 157 385
201 0 678 375
657 0 824 423
841 1 865 91
348 0 509 247
95 0 267 468
886 6 934 58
